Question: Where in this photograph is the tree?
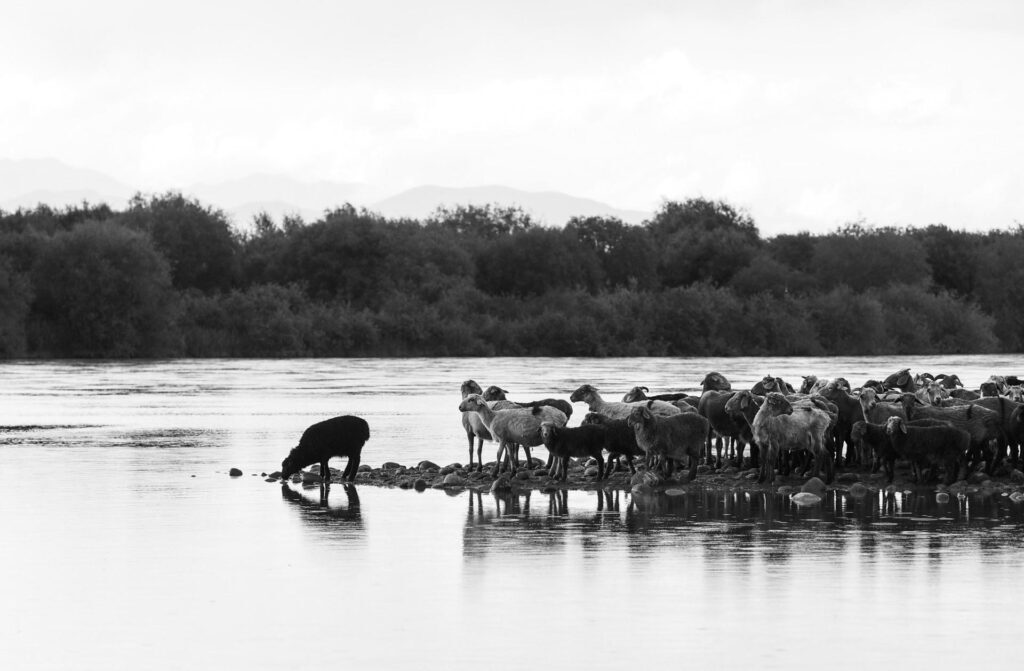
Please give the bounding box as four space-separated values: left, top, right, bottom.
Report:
565 216 658 290
811 224 930 292
0 256 32 356
119 192 238 292
647 198 762 287
30 221 177 357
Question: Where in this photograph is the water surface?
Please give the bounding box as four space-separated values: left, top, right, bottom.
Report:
2 356 1023 669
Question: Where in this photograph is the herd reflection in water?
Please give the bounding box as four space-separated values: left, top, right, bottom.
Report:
280 481 1024 561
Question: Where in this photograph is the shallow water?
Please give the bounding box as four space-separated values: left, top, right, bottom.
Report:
2 356 1023 669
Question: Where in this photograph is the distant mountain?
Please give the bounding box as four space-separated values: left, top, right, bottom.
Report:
0 158 652 228
0 158 134 210
370 185 650 226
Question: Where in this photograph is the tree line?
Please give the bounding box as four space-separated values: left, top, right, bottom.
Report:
0 193 1019 358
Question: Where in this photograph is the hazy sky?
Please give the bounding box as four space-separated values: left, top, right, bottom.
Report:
3 0 1022 234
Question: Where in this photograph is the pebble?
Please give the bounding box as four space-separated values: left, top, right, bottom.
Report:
229 467 243 477
848 483 868 498
801 477 827 496
790 492 822 506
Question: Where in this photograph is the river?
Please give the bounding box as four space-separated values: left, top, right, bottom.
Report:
1 356 1023 669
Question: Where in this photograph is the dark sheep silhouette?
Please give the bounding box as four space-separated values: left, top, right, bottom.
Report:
281 415 370 482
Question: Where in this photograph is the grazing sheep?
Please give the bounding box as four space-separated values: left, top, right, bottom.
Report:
539 422 607 481
622 386 690 403
626 403 710 481
458 394 567 477
885 417 970 485
581 412 644 474
281 415 370 482
901 396 1002 474
481 385 574 420
570 384 682 421
752 393 833 484
461 380 492 471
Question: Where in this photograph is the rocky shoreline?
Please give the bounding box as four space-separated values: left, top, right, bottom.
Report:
250 458 1024 504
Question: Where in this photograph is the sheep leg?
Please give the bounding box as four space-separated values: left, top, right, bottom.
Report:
522 444 533 470
595 454 605 480
714 435 724 469
320 460 331 483
343 453 361 481
466 431 476 470
492 442 507 478
475 437 484 472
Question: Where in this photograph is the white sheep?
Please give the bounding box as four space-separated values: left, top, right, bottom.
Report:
570 383 682 421
460 380 491 471
458 393 568 477
752 392 833 484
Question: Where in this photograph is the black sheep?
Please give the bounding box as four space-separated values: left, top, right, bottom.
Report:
281 415 370 482
885 417 969 485
581 412 644 474
540 422 607 481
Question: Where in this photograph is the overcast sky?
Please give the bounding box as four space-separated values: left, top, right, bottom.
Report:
3 0 1022 234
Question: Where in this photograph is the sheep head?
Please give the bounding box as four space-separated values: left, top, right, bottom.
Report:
458 393 487 413
885 416 907 436
622 386 648 402
482 385 509 401
850 421 867 444
626 404 653 430
539 421 558 446
980 381 1000 398
799 375 818 394
724 390 762 415
570 384 597 403
461 379 483 398
859 387 879 410
581 412 609 426
763 392 793 416
701 372 731 392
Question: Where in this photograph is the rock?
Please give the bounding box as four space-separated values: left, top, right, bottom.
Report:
443 473 465 487
665 488 687 496
358 464 372 472
936 492 950 504
264 477 277 483
790 492 822 506
696 465 712 475
801 477 826 496
776 485 796 495
489 476 512 493
743 471 759 480
268 471 282 479
229 467 243 477
417 460 440 471
515 470 532 480
439 464 457 476
584 466 600 477
301 471 322 484
968 471 988 485
1011 470 1024 485
533 468 549 477
848 483 868 498
721 466 739 475
836 472 859 484
414 479 427 491
382 462 401 470
1009 491 1024 504
398 479 413 489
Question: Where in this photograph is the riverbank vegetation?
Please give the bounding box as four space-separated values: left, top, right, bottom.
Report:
0 194 1018 358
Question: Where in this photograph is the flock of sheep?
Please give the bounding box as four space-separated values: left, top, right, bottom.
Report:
458 369 1024 487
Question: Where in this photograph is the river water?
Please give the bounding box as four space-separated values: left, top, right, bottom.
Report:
2 356 1023 669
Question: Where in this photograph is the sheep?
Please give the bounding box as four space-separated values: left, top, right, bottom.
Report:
882 368 916 392
569 384 682 421
751 392 833 484
722 390 765 468
818 381 867 467
481 385 574 420
972 396 1020 470
458 394 567 477
901 396 1002 474
461 379 492 471
539 422 607 481
697 389 751 468
799 375 830 395
751 375 795 395
626 402 709 482
700 372 732 392
885 417 970 485
621 386 690 403
934 373 964 389
850 420 892 479
858 387 906 425
280 415 370 482
979 381 1002 398
581 412 645 474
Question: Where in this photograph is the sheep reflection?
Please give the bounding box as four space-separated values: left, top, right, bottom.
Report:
280 481 363 530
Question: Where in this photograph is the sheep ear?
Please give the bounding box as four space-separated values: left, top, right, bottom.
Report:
899 421 908 434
